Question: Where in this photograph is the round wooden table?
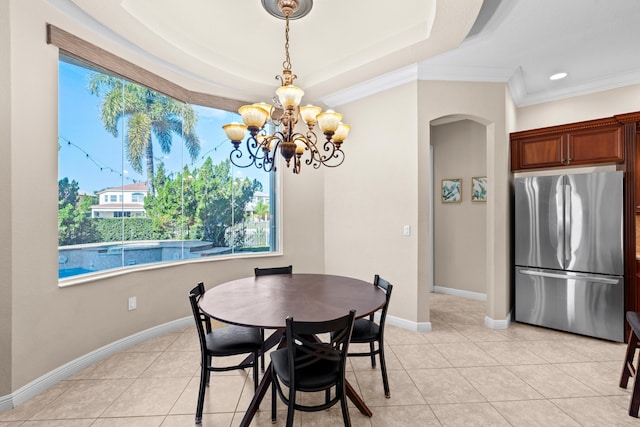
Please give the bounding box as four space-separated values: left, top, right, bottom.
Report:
199 273 386 328
199 273 387 427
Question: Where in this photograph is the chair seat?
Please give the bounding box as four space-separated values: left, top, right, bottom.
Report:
628 312 640 335
271 347 340 390
350 318 380 342
205 325 262 356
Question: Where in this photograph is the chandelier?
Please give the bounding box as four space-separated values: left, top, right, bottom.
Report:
222 0 349 174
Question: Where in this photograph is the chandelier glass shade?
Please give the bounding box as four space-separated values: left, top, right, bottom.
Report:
222 0 349 174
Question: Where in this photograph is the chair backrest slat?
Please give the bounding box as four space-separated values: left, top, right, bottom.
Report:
254 265 293 276
285 310 355 384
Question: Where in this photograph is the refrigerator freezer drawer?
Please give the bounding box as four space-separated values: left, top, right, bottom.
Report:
515 268 624 342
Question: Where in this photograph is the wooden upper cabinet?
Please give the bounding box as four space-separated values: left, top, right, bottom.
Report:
635 133 640 212
567 126 623 166
512 133 565 170
511 119 624 171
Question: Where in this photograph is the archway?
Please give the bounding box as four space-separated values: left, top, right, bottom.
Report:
430 117 488 302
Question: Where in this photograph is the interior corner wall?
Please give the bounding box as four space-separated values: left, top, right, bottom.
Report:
432 120 487 295
324 82 420 323
0 0 13 398
418 80 511 323
6 0 325 394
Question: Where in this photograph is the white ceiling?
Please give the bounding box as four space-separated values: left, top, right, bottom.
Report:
49 0 640 107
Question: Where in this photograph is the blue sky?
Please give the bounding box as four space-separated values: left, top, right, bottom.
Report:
58 59 270 194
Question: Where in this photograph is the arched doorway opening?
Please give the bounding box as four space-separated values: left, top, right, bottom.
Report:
428 115 490 325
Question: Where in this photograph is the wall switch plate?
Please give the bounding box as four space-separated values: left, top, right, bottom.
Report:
403 225 411 236
128 296 137 311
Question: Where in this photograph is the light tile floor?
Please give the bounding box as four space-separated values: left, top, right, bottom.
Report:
1 292 637 426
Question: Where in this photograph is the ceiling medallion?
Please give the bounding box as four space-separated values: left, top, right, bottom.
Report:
261 0 313 20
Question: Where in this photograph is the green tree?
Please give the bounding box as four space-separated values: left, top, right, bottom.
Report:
87 74 200 194
144 163 198 239
58 178 99 245
193 158 261 247
142 158 261 247
253 199 270 221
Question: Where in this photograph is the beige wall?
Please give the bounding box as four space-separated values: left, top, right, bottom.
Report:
324 82 420 323
5 0 325 392
516 84 640 131
418 81 512 323
0 0 12 397
432 120 487 294
324 80 512 325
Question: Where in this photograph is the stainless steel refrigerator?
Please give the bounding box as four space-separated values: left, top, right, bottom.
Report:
514 171 624 342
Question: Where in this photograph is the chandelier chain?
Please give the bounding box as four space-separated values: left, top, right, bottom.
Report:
282 15 291 71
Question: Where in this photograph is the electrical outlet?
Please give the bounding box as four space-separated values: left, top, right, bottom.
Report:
128 296 137 311
403 225 411 236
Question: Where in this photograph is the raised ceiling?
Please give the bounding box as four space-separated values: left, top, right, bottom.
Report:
49 0 640 107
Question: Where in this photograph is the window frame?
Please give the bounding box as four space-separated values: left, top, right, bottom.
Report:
51 24 282 285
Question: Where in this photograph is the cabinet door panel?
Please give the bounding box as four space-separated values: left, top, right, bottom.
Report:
567 126 623 165
514 134 564 170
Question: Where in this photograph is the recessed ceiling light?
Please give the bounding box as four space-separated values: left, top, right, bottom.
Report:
549 72 568 81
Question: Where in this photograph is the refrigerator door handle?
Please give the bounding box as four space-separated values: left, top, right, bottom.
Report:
518 269 620 285
564 183 572 268
555 179 565 267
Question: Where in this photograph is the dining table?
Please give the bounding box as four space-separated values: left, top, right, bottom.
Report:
199 273 387 427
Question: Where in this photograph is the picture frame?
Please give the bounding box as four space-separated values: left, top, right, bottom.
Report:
471 176 487 202
441 178 462 203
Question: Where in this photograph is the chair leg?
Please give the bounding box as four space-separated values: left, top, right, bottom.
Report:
271 372 277 423
286 389 296 427
260 328 265 372
369 342 376 368
631 367 640 417
205 355 212 385
195 361 208 424
378 342 390 398
621 330 638 388
253 351 259 392
339 383 352 427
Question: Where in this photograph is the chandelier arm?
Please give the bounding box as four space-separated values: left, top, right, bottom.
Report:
321 139 340 160
230 135 275 171
319 148 345 168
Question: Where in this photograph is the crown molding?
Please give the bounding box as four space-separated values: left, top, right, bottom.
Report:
320 64 418 108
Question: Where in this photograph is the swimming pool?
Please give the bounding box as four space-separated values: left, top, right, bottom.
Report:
58 267 96 278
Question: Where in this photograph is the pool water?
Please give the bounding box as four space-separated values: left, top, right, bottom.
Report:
58 267 95 278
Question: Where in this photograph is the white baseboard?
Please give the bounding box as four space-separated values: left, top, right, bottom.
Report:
432 288 511 330
0 316 193 411
384 314 432 333
433 286 487 301
485 312 512 330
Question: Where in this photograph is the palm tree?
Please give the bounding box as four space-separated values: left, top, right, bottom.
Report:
253 199 270 221
88 74 200 194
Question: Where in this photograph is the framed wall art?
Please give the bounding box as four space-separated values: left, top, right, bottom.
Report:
471 176 487 202
441 178 462 203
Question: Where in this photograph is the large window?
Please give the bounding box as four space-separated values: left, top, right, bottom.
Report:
58 54 277 280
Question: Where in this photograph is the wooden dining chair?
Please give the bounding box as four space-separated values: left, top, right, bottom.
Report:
188 282 263 424
271 310 356 427
337 274 393 398
254 264 293 371
620 311 640 417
